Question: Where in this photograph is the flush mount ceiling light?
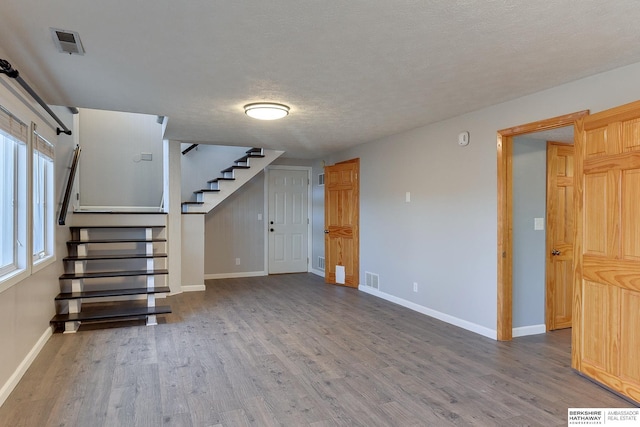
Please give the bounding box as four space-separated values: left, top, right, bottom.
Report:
244 102 290 120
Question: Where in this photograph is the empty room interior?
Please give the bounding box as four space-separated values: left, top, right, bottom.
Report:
1 2 639 426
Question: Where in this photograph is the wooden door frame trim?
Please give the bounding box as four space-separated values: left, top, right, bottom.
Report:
496 110 589 341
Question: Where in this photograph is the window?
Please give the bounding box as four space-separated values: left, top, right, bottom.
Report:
0 105 28 280
33 131 54 264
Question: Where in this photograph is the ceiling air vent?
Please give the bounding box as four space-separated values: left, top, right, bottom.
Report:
50 28 85 55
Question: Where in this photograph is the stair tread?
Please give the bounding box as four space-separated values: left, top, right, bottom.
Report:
181 201 203 205
55 286 171 300
207 177 235 183
221 166 250 172
195 189 220 193
67 238 166 244
60 269 169 280
70 226 165 230
73 211 167 215
64 253 167 261
51 305 171 323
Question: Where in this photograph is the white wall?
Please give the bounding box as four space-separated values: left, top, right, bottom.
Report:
78 108 163 208
315 61 640 338
0 72 76 403
180 144 249 202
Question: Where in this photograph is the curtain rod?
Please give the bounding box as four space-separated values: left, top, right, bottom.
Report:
0 58 72 135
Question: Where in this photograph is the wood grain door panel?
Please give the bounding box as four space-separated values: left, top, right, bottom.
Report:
324 159 359 288
546 142 574 330
574 100 640 404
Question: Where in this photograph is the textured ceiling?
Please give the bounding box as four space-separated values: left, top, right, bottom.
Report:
1 1 640 158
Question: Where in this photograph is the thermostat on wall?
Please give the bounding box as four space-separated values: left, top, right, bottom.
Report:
458 131 470 146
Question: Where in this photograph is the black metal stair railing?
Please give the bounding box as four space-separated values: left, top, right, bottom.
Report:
58 144 81 225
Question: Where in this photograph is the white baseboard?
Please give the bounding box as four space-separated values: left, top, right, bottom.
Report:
0 326 52 407
204 271 266 280
181 284 206 292
310 269 325 278
358 285 497 340
512 324 546 337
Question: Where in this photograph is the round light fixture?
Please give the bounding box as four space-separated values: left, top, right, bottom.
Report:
244 102 290 120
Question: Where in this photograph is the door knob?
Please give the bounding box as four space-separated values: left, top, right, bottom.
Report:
324 229 329 234
270 228 274 232
270 221 274 225
552 249 561 256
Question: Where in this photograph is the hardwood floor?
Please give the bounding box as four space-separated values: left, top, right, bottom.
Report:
0 273 633 426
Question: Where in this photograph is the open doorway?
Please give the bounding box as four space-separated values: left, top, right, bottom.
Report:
511 128 574 337
496 111 588 341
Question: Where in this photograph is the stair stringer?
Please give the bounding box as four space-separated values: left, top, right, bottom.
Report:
183 149 284 213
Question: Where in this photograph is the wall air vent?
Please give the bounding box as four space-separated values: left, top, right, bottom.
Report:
365 271 379 289
50 28 85 55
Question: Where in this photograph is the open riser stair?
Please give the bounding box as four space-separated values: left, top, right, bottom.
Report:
182 147 284 214
51 224 171 333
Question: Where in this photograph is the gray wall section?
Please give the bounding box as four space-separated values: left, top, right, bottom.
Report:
78 108 164 208
321 125 497 329
512 137 547 328
204 172 265 274
311 160 326 272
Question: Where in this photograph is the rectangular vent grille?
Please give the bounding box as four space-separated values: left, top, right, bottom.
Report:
365 272 379 289
51 28 85 55
318 173 325 186
318 256 325 271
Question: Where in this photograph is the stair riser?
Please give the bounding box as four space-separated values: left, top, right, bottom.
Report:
64 258 166 274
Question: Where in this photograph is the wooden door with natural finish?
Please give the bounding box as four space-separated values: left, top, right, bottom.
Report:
573 100 640 404
546 142 574 330
324 159 359 288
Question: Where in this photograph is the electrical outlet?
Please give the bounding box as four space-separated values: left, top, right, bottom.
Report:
413 282 418 292
235 258 240 265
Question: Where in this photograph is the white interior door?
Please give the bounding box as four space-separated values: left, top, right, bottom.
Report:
268 168 309 274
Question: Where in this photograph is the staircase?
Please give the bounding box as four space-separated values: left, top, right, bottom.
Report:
181 147 284 214
51 221 171 333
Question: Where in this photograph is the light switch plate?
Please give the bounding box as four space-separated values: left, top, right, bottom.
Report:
534 217 544 230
